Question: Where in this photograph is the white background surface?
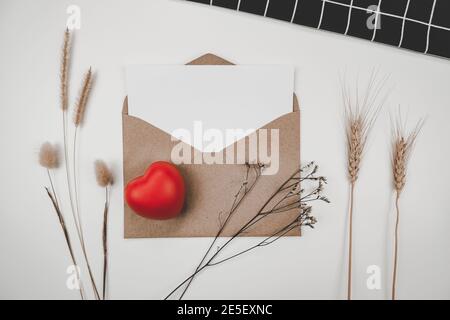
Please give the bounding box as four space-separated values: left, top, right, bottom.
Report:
1 0 449 300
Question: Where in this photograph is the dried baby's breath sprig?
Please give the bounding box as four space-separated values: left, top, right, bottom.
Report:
94 160 113 300
73 67 93 127
39 142 59 169
179 163 263 300
342 72 388 300
166 162 329 300
391 113 424 300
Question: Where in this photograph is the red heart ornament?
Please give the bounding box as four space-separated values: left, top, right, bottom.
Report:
125 161 185 220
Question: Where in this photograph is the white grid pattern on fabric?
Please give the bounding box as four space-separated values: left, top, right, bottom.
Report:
264 0 270 17
202 0 448 57
425 0 438 53
317 0 327 29
318 0 450 32
344 0 354 35
208 0 449 34
290 0 299 23
398 0 411 48
370 0 382 41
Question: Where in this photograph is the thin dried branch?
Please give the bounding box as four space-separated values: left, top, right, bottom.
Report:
102 186 110 300
165 162 328 300
177 163 263 300
44 185 84 299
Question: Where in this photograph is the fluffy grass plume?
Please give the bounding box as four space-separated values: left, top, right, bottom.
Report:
95 160 113 187
73 67 93 126
60 29 70 111
39 142 59 169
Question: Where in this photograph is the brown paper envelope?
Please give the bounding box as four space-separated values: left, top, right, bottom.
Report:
123 54 300 238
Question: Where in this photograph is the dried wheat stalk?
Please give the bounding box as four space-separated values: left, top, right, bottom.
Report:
342 72 387 300
391 114 424 300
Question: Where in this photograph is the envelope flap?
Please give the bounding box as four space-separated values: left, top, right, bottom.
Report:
187 53 234 66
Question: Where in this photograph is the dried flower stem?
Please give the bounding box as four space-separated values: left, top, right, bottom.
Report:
44 170 84 300
391 115 424 300
71 134 101 300
59 29 80 243
347 182 355 300
177 163 263 299
102 186 110 300
59 31 89 296
94 160 113 300
72 68 93 242
165 163 327 300
58 29 99 300
392 193 400 300
70 67 99 299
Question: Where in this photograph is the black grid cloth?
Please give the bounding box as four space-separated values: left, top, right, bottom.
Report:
186 0 450 60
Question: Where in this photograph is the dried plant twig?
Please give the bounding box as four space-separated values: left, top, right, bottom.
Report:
391 112 424 300
342 72 387 300
69 67 99 300
177 163 263 300
39 143 84 299
59 29 80 241
95 160 114 300
57 29 100 300
165 162 328 300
